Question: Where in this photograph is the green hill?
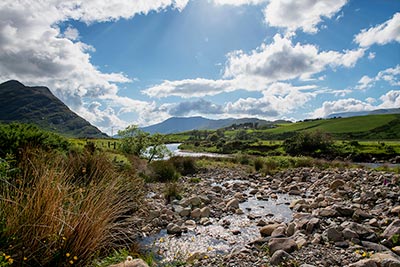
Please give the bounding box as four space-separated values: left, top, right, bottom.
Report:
258 114 400 140
0 80 107 138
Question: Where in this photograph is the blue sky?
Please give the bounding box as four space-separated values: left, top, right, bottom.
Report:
0 0 399 134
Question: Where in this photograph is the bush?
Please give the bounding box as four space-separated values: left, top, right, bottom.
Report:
283 131 335 157
0 149 144 267
0 123 70 160
164 182 182 203
148 160 179 182
169 157 197 175
253 158 264 171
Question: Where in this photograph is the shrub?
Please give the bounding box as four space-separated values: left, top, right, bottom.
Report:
0 150 144 267
0 123 70 160
253 158 264 171
283 131 335 157
169 157 197 175
164 182 183 203
148 160 179 182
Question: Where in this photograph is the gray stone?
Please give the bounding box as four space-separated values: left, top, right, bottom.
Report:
323 227 344 242
200 207 211 218
268 237 298 255
226 198 240 210
381 219 400 247
166 223 182 235
270 250 293 265
349 259 378 267
191 208 201 219
260 223 281 237
109 257 149 267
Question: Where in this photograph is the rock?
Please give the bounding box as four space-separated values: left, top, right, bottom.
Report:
349 259 378 267
200 207 211 218
260 223 281 237
381 219 400 247
300 265 317 267
179 207 191 217
390 206 400 214
268 238 298 255
271 226 287 237
334 205 355 217
199 217 212 226
166 223 182 235
188 196 202 207
270 250 294 265
190 208 201 219
319 207 339 217
392 246 400 256
226 198 239 210
257 219 267 227
343 228 359 240
330 179 345 190
323 227 344 242
306 218 320 234
109 257 149 267
185 220 196 228
371 252 400 266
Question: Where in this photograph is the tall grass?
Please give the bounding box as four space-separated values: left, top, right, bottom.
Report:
0 149 144 267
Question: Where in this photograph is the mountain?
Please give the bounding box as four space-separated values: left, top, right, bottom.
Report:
0 80 107 138
141 116 279 134
327 108 400 119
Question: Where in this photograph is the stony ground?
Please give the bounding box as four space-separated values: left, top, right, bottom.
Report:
135 165 400 267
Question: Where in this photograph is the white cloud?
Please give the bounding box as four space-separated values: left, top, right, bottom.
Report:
355 12 400 47
224 82 317 118
356 75 374 90
312 98 374 118
380 90 400 108
143 34 365 99
211 0 267 6
0 0 189 130
224 34 364 80
356 65 400 90
368 52 376 60
312 90 400 118
264 0 348 33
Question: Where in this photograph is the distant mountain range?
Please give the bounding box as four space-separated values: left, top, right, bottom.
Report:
141 116 286 134
0 80 107 138
327 108 400 118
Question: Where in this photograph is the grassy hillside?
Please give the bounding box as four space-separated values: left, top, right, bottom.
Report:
257 114 400 140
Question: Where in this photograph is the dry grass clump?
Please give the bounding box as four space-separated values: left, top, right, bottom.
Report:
0 149 144 267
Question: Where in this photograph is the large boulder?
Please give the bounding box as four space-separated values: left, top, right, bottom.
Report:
268 238 298 255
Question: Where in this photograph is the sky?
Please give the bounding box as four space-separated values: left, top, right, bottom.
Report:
0 0 399 134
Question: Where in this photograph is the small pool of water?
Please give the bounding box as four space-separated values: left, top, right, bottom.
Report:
140 193 297 263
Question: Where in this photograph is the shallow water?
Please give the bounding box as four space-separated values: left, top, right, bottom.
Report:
140 193 297 263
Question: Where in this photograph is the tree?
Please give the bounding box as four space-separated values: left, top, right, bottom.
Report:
147 133 171 162
118 125 170 162
118 125 150 156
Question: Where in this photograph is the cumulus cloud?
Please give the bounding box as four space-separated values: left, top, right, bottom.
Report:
355 12 400 47
224 83 317 118
312 90 400 118
380 90 400 108
143 34 365 99
0 0 189 131
211 0 267 6
163 99 223 116
312 98 374 118
224 34 365 81
356 65 400 90
264 0 348 33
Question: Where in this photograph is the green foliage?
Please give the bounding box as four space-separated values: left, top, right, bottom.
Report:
0 123 70 159
169 156 197 175
118 125 150 156
0 149 144 267
164 182 183 203
253 158 264 171
283 131 335 157
149 160 179 182
118 126 170 162
91 248 130 267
